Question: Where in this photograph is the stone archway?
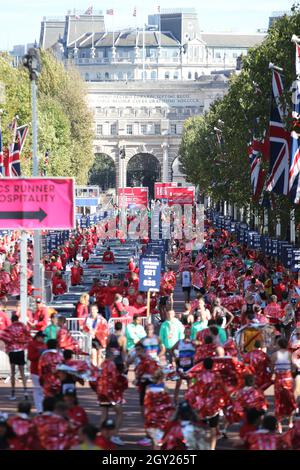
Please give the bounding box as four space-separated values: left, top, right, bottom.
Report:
88 153 116 191
171 156 186 183
126 153 161 200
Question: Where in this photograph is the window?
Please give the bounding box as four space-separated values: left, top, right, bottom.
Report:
96 73 102 80
151 71 157 80
111 124 117 135
165 71 170 79
154 124 161 134
85 73 90 81
118 72 124 80
96 124 103 135
171 124 177 135
105 72 110 80
232 52 238 58
195 72 198 80
174 71 179 80
127 125 133 135
141 125 147 135
215 52 221 59
188 71 192 79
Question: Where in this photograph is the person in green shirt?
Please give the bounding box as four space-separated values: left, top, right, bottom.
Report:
191 310 208 340
215 317 227 345
43 313 59 342
159 309 185 362
125 314 146 352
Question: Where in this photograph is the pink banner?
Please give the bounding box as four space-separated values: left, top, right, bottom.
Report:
0 178 75 229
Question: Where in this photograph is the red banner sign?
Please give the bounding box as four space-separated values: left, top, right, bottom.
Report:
118 187 148 207
0 178 75 229
154 182 178 199
165 186 195 205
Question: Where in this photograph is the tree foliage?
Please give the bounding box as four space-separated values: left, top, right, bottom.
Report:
0 50 94 184
179 5 300 235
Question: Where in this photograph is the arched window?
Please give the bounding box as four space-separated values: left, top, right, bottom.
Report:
174 71 179 80
188 71 192 79
151 70 157 80
85 73 90 81
105 72 110 80
165 71 170 79
118 72 124 80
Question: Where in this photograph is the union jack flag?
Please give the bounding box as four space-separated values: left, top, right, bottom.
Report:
3 117 17 177
266 70 290 195
3 120 28 177
289 43 300 203
16 125 28 154
248 137 268 200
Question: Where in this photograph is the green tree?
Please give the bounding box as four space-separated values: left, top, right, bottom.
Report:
0 50 94 184
180 5 300 238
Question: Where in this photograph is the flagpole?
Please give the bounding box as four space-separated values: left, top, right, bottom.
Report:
143 21 145 82
112 12 115 50
159 8 161 48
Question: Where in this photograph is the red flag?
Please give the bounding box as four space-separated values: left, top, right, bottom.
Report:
3 148 11 177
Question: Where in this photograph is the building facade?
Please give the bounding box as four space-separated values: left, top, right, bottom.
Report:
39 8 265 191
41 9 265 81
88 77 228 193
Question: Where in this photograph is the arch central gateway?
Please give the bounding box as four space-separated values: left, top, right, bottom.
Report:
126 153 161 200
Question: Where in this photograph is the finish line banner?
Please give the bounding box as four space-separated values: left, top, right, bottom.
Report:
118 187 148 208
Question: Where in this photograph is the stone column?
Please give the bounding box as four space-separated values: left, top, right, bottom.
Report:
161 142 169 182
118 146 124 190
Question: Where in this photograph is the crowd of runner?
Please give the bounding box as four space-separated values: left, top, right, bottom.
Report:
0 214 300 450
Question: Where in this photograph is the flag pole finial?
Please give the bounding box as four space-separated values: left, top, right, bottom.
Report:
292 34 300 44
269 62 284 73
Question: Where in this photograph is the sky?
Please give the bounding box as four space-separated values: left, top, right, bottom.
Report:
0 0 297 50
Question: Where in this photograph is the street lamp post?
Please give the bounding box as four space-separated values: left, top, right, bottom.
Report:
120 146 126 236
23 47 43 303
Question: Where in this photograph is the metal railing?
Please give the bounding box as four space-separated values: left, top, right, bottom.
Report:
66 318 82 331
108 316 149 333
